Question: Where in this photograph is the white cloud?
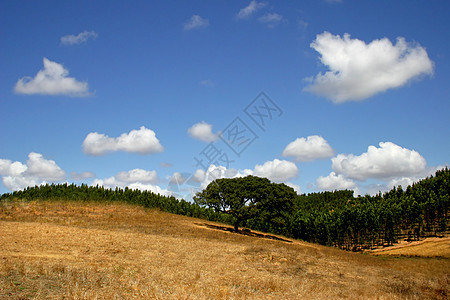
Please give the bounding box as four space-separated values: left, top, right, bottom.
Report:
82 126 164 156
70 171 95 181
0 153 66 191
191 169 207 183
304 32 434 103
236 0 267 19
184 15 209 31
60 30 98 45
2 176 39 192
331 142 427 181
116 169 158 184
253 159 298 182
258 13 283 27
169 172 189 185
14 58 91 97
282 135 334 162
26 152 66 181
0 159 27 176
187 121 219 142
316 171 357 191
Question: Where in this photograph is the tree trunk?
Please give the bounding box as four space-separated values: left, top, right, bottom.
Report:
234 219 241 232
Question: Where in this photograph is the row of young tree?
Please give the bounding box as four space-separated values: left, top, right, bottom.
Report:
0 183 234 225
1 167 448 251
292 168 448 250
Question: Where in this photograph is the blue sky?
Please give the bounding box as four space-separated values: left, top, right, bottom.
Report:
1 0 449 198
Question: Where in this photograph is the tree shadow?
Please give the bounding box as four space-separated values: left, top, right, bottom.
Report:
195 222 292 243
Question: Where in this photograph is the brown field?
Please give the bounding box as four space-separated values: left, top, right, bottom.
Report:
0 199 448 299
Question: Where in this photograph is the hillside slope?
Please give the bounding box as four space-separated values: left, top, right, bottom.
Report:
0 199 448 299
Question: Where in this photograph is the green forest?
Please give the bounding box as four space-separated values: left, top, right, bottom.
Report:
1 167 448 251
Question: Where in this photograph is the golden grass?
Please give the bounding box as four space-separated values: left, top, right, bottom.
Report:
370 237 450 258
0 199 448 299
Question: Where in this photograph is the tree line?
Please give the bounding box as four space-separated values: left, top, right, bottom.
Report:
1 167 448 251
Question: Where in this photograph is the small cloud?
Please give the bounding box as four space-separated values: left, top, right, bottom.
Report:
14 58 91 97
253 159 298 182
236 0 267 19
316 172 357 191
184 15 209 31
82 126 164 156
115 169 158 184
282 135 334 162
187 121 219 142
303 32 434 103
258 13 283 28
160 162 173 168
60 30 98 45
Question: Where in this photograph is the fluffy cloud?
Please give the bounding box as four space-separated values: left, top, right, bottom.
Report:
187 121 219 142
184 15 209 31
26 153 66 181
60 30 98 45
331 142 427 181
316 172 357 191
304 32 434 103
116 169 158 184
253 159 298 182
258 13 283 28
14 58 91 97
0 159 27 177
0 153 66 191
82 126 164 156
169 172 189 185
236 0 267 19
282 135 334 162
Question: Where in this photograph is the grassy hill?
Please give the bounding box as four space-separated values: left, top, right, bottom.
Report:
0 199 448 299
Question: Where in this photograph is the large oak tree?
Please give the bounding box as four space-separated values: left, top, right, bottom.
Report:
194 175 296 232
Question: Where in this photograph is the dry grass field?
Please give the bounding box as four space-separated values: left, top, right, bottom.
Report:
370 237 450 258
0 199 448 299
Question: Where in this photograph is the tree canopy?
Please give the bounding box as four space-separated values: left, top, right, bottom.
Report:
193 175 297 231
